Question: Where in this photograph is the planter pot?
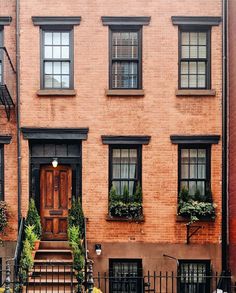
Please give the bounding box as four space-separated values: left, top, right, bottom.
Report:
34 240 40 251
31 250 36 259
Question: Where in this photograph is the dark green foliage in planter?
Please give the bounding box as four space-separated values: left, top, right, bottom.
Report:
68 197 84 237
0 201 8 233
178 187 216 223
19 239 34 283
25 198 42 239
25 224 38 250
68 225 84 291
109 184 143 219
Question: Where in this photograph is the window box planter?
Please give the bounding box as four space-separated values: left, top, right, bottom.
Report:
176 215 215 223
106 214 144 222
109 201 143 220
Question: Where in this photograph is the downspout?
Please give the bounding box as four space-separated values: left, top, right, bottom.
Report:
16 0 21 229
222 0 228 272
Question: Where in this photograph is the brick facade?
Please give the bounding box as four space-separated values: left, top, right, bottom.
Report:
1 0 223 276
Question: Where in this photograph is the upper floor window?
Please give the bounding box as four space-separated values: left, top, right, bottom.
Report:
179 28 210 89
110 28 142 89
179 145 210 198
0 146 4 200
41 29 73 89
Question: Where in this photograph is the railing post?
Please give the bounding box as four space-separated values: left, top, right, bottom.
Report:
87 259 94 293
5 260 11 293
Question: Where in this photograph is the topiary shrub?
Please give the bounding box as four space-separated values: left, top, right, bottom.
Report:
68 197 84 237
0 201 8 233
19 239 34 283
25 224 38 250
25 198 42 239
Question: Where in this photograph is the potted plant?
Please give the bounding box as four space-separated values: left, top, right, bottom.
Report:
178 187 216 224
25 224 39 257
25 198 42 241
0 201 8 234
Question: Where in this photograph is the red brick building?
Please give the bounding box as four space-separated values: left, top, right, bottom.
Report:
1 0 224 290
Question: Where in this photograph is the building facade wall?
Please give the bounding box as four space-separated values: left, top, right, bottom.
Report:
16 0 224 275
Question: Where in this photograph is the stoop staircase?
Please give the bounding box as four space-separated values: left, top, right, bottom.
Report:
26 241 77 293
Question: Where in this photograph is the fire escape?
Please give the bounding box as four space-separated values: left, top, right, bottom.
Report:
0 47 15 121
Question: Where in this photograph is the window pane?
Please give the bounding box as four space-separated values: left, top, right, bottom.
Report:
181 46 189 58
190 149 197 164
113 181 120 195
44 75 53 88
62 46 69 58
113 164 120 179
53 46 61 58
180 181 188 190
62 62 69 74
44 32 53 45
129 164 136 179
181 149 189 164
129 182 135 195
189 181 196 195
181 75 188 88
190 164 197 178
198 165 206 179
198 149 206 163
199 32 207 45
52 75 61 87
121 181 128 195
113 149 121 163
121 149 129 163
182 32 189 45
53 62 61 74
189 62 197 74
53 32 61 45
121 164 129 179
198 75 206 88
189 75 197 88
62 32 69 45
181 62 188 74
61 75 70 88
181 164 189 179
44 46 52 58
198 62 206 74
199 46 207 58
190 32 198 45
130 149 137 163
197 181 205 195
44 62 52 74
190 46 197 58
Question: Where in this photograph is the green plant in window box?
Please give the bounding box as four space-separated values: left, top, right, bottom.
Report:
178 187 216 224
109 183 143 219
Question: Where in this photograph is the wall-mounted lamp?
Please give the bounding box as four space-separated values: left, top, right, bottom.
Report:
52 158 58 168
95 244 102 256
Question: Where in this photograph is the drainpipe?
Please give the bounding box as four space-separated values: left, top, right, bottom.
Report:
222 0 228 272
16 0 21 229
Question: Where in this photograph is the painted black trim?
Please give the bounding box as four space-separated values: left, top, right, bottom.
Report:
32 16 81 26
0 17 12 26
170 135 220 144
102 135 151 145
102 16 151 26
0 135 12 144
172 16 221 26
21 128 89 140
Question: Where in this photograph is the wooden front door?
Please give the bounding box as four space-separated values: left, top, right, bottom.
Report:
40 165 72 240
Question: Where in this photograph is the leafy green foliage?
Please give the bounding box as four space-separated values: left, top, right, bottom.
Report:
25 198 42 239
19 239 34 283
178 187 216 223
68 225 84 291
68 197 84 237
109 184 143 219
25 225 38 250
0 201 8 233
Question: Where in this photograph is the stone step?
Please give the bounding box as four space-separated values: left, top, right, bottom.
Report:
25 285 75 293
28 276 77 283
39 241 70 250
35 250 72 260
31 267 74 273
33 259 73 265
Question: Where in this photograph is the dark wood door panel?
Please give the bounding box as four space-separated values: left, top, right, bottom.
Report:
40 165 72 240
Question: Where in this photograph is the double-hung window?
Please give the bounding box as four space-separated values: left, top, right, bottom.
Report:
0 146 4 200
109 145 141 196
42 29 72 89
110 28 141 89
179 145 210 198
179 28 210 89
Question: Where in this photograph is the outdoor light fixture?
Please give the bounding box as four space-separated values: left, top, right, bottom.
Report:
52 158 58 168
95 244 102 256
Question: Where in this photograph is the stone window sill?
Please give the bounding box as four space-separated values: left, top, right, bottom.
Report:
176 215 215 222
175 89 216 97
106 215 145 223
37 89 77 97
105 89 145 97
